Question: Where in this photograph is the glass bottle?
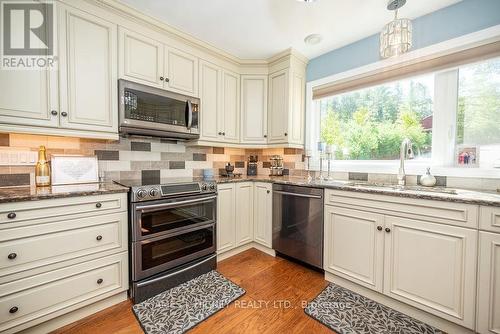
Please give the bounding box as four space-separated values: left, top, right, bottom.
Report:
35 146 51 187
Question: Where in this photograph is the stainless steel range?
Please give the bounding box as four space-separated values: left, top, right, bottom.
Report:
114 178 217 303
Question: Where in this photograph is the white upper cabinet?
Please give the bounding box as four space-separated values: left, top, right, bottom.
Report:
119 28 164 88
268 69 289 143
0 68 58 128
288 71 305 145
241 75 268 144
221 70 240 142
199 60 222 141
384 216 477 329
58 5 118 133
165 47 198 97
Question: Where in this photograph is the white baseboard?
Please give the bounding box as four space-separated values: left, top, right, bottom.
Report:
217 242 275 262
324 272 474 334
18 292 128 334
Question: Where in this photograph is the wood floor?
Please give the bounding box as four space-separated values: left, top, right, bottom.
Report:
51 248 333 334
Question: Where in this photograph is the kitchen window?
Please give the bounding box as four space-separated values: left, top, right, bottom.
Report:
309 56 500 175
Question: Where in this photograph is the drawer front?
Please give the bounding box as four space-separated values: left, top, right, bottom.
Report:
0 212 127 277
480 206 500 233
325 189 478 228
0 193 127 226
0 252 128 333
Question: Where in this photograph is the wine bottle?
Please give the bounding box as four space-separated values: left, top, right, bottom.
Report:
35 145 51 187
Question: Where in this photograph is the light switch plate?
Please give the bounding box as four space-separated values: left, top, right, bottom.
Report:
0 149 37 166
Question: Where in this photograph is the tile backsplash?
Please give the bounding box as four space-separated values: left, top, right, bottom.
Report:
1 133 499 191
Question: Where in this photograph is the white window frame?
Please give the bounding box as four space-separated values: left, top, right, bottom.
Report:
305 25 500 178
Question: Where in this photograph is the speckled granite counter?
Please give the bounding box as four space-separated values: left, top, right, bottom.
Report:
212 175 500 206
0 183 129 204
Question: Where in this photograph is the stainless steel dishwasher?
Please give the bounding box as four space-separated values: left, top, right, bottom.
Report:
272 184 324 269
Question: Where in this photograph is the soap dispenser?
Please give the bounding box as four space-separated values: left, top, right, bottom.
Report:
420 167 437 187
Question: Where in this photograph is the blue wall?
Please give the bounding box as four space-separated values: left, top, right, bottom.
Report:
307 0 500 82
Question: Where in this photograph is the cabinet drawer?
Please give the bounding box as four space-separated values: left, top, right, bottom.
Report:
480 206 500 233
0 193 127 226
0 252 127 333
325 189 478 228
0 212 127 277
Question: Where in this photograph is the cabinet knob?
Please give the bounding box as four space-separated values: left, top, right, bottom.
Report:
97 278 103 285
9 306 18 314
96 235 103 241
267 190 270 194
7 212 16 219
160 76 164 81
222 132 225 136
61 111 68 117
51 110 58 116
165 78 170 83
284 132 288 136
377 226 383 231
95 202 102 208
385 227 391 233
264 134 267 138
8 253 17 260
218 132 222 135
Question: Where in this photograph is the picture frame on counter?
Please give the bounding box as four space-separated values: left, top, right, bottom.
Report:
456 145 479 168
51 155 99 185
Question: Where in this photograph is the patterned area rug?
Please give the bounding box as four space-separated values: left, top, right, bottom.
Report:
133 270 245 334
305 283 444 334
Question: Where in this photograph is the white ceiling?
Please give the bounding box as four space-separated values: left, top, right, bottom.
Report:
119 0 462 60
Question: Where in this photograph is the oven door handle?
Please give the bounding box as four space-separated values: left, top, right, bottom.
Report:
186 100 193 130
136 195 217 213
273 190 322 199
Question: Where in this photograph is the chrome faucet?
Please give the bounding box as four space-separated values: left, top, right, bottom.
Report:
398 138 414 186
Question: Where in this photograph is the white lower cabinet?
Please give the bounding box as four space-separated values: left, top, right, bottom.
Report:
216 183 236 253
324 191 479 330
324 206 384 292
235 183 254 246
477 231 500 334
384 216 477 328
0 193 128 333
253 182 273 248
216 182 272 254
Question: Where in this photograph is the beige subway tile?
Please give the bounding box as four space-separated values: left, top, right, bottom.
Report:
9 134 48 148
446 177 481 190
46 136 80 149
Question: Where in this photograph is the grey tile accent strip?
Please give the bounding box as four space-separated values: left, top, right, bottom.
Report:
131 142 151 152
349 172 368 181
142 170 160 184
193 153 207 161
0 173 30 187
95 150 119 161
169 161 186 169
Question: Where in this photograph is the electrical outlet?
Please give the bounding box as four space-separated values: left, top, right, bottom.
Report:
0 150 37 166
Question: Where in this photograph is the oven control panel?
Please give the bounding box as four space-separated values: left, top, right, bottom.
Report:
132 181 217 202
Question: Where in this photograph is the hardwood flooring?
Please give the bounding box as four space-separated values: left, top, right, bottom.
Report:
51 248 333 334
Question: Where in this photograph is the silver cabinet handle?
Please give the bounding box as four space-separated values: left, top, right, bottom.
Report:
273 190 322 199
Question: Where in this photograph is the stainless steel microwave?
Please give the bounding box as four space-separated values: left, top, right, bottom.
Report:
118 80 200 139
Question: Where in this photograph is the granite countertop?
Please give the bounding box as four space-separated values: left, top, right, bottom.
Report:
212 175 500 206
0 183 129 204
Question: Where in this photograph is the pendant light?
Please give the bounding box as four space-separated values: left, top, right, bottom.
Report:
380 0 412 59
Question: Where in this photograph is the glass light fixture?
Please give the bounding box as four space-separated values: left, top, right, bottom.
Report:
380 0 412 59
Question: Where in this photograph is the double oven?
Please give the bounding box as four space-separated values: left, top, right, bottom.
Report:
122 181 218 303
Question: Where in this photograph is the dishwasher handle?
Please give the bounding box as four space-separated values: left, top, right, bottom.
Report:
273 190 322 199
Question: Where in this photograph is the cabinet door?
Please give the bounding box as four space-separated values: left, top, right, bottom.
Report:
0 69 58 128
119 28 163 88
324 206 384 292
199 60 222 141
217 184 236 253
384 216 477 329
267 70 288 144
58 6 118 133
235 182 254 246
253 182 272 247
477 232 500 334
221 70 240 143
288 71 305 145
165 47 198 97
241 75 268 144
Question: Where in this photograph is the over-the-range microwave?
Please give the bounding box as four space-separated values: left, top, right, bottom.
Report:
118 79 200 140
